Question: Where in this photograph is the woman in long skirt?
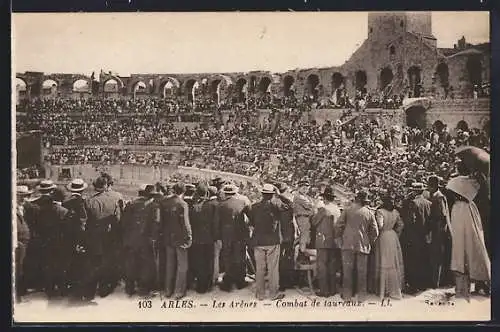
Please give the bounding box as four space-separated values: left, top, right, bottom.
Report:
370 195 405 299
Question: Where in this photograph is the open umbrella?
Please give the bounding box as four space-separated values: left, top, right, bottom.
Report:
455 146 490 177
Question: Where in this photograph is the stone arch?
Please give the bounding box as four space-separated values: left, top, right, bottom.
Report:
159 77 180 98
249 75 258 94
132 81 148 98
355 70 367 93
306 74 320 99
72 79 90 92
103 78 120 93
436 62 449 88
16 77 27 91
183 79 199 103
258 76 272 95
456 120 469 131
234 78 247 102
432 120 445 132
200 77 209 95
407 65 422 97
283 75 295 97
405 106 426 129
102 76 124 89
331 72 344 90
380 67 394 91
209 74 233 104
42 79 58 97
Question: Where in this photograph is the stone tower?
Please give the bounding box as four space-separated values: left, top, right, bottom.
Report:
368 12 436 47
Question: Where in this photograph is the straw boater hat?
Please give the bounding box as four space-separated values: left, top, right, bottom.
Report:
36 180 57 193
411 182 427 191
222 184 239 195
17 185 33 196
67 179 88 192
260 183 276 194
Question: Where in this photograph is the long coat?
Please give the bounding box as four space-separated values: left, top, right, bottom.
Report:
216 195 249 244
338 203 379 254
160 195 192 248
447 176 490 281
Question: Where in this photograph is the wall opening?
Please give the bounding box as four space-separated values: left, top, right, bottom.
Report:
466 56 482 87
306 74 320 99
249 76 257 94
73 79 90 93
163 81 175 98
184 79 198 103
355 70 367 94
258 77 272 96
405 106 427 129
436 63 450 88
235 78 247 102
283 75 295 97
380 67 394 91
42 79 58 96
407 66 422 97
133 81 147 98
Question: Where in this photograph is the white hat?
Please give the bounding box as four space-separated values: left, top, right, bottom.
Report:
222 184 239 194
66 179 88 192
260 183 276 194
36 180 57 192
16 185 33 195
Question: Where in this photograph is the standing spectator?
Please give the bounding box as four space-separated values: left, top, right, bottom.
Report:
217 184 250 292
338 191 379 301
446 175 490 301
15 185 33 303
293 178 315 264
370 194 405 300
427 176 453 288
404 182 432 294
160 182 192 300
276 182 297 292
248 184 290 300
311 185 342 297
122 184 160 296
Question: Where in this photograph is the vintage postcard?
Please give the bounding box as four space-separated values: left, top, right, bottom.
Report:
12 11 491 323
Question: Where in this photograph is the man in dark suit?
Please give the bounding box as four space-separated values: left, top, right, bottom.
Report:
248 184 291 300
311 185 342 297
276 182 296 291
338 190 379 301
71 176 121 306
405 182 432 293
189 184 218 293
63 179 89 296
122 184 160 296
31 180 71 300
160 182 192 300
217 184 250 292
15 186 32 303
427 176 452 288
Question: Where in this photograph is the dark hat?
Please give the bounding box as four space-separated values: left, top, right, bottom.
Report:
427 175 441 188
196 183 208 197
37 179 57 193
139 184 160 196
101 172 114 185
222 184 239 195
52 186 67 203
320 185 336 200
173 182 186 195
93 176 108 192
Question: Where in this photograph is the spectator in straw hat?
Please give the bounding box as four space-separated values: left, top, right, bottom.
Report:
63 179 89 297
217 183 251 292
248 183 291 300
311 185 342 297
15 185 33 302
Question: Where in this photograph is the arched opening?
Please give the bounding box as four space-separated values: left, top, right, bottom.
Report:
436 63 449 88
405 106 427 129
283 76 295 97
235 78 247 102
42 79 58 96
184 79 198 103
201 78 209 95
133 81 147 99
380 67 394 91
332 72 344 90
306 74 320 99
355 70 367 94
163 81 175 98
407 66 422 97
103 79 119 93
249 76 257 94
432 120 445 132
258 77 272 94
466 56 482 88
210 79 222 104
73 79 90 92
16 78 27 105
456 120 469 132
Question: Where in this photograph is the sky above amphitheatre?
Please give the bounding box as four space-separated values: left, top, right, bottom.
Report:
13 11 489 76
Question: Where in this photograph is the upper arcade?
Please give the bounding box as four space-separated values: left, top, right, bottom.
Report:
16 12 490 106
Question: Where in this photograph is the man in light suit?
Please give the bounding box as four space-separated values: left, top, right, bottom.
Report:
338 190 379 301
